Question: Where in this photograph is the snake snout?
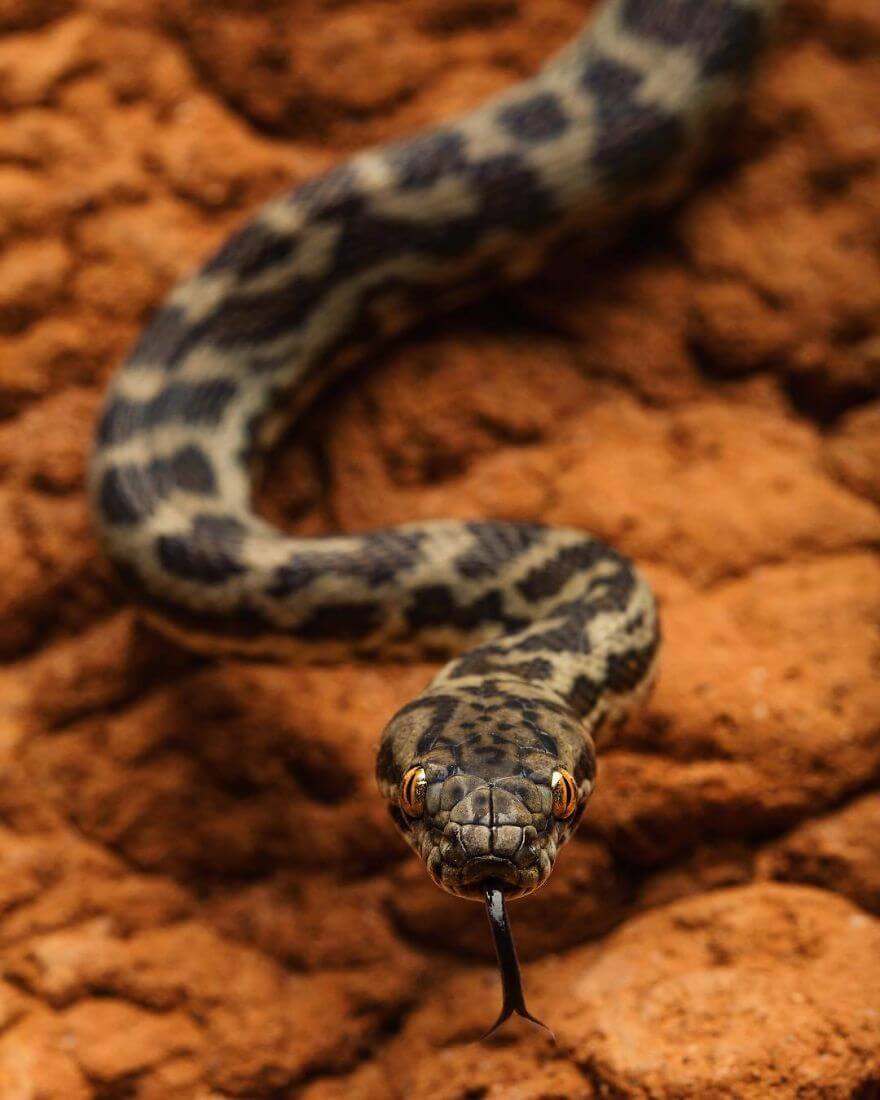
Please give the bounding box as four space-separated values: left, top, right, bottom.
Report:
427 778 554 899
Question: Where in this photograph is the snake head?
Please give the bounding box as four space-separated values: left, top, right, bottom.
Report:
377 684 596 899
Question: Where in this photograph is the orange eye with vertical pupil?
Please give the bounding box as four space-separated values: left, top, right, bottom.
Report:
551 769 578 819
400 766 427 817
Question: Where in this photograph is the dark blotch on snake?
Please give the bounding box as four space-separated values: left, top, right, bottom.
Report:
296 601 383 641
454 522 545 581
293 164 362 214
445 643 506 678
266 559 317 598
126 304 192 370
568 673 602 716
391 130 468 189
97 380 239 445
98 446 216 526
621 0 764 77
99 465 157 526
465 152 558 232
510 612 587 655
581 57 685 187
155 514 247 585
411 694 460 756
498 92 571 144
268 530 426 598
204 221 297 278
178 209 477 354
516 539 615 602
449 652 556 683
405 585 529 635
535 729 559 755
604 642 659 692
511 567 644 655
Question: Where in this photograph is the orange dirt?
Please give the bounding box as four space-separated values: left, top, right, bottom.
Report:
0 1 879 1097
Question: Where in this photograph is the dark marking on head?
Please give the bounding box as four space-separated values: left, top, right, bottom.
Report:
535 729 558 755
444 778 468 808
411 694 460 756
474 744 507 763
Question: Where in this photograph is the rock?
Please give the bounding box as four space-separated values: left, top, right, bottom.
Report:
546 883 880 1099
0 1011 90 1100
758 793 880 914
382 885 880 1099
60 1001 203 1085
825 401 880 505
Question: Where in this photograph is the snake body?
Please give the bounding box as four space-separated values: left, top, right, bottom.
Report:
90 0 776 924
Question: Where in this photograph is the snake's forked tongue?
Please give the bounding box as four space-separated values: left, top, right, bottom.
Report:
483 886 554 1041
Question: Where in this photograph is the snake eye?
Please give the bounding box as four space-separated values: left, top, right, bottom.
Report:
551 769 578 819
400 766 427 818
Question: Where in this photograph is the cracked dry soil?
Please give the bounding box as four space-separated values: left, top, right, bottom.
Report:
0 1 879 1097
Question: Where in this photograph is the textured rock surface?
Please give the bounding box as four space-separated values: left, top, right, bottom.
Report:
0 0 879 1096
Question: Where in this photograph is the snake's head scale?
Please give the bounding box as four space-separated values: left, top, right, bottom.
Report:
376 686 595 900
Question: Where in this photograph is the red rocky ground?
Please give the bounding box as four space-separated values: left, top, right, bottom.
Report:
0 0 878 1096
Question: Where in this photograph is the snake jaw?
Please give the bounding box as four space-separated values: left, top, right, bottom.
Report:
408 808 563 900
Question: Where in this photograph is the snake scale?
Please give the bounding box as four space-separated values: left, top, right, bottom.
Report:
89 0 777 1033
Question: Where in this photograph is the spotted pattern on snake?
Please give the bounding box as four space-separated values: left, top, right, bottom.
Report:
90 0 777 927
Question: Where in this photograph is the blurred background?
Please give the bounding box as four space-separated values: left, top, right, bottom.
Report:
0 1 878 1096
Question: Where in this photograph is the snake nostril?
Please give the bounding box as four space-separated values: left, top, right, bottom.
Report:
514 840 540 868
440 834 466 867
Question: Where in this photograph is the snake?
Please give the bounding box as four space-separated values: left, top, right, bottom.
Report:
88 0 778 1035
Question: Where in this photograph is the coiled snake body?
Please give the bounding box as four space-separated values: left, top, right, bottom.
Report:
89 0 777 1032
